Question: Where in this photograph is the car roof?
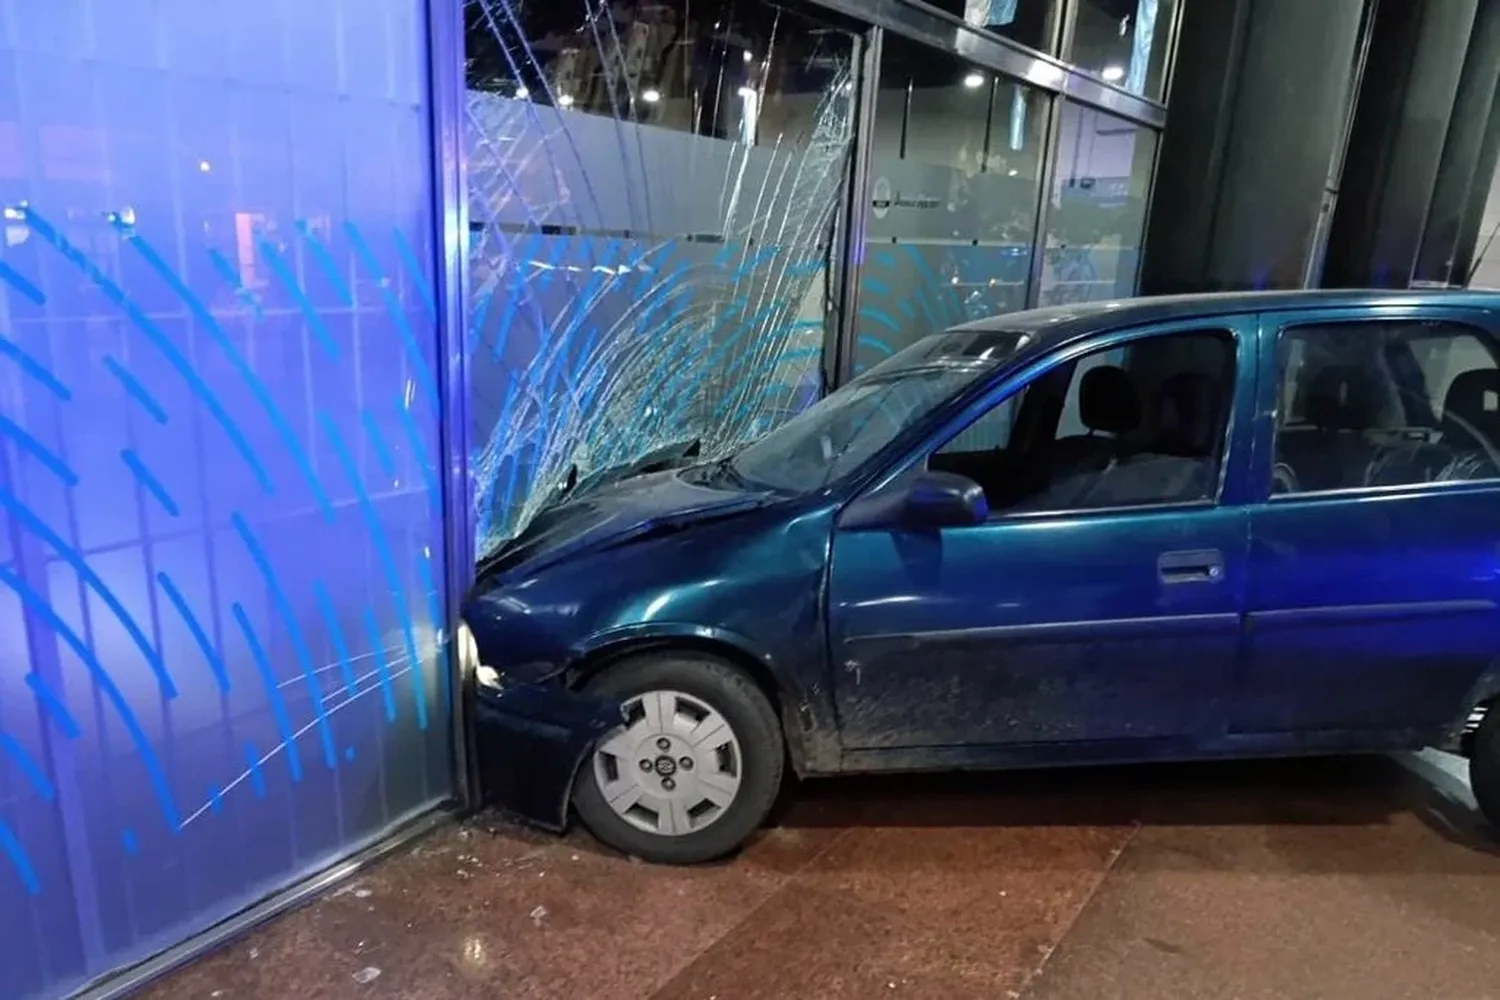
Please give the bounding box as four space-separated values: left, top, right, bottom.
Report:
950 288 1500 348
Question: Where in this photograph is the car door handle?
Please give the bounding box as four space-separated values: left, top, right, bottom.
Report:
1158 548 1225 585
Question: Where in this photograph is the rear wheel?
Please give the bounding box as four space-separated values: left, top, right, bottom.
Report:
1469 703 1500 832
572 652 784 864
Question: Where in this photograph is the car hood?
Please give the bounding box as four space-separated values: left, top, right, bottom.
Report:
476 468 775 582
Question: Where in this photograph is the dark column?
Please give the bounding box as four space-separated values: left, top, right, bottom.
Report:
1321 0 1480 288
1414 0 1500 285
1138 0 1367 294
1452 96 1500 284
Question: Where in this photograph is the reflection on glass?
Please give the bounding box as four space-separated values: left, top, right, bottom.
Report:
927 0 1058 53
1037 100 1156 306
1070 0 1176 98
855 34 1048 375
464 0 855 553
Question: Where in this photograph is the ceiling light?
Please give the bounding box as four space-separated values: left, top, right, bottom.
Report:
514 85 529 99
743 50 753 63
641 88 661 103
558 94 574 108
963 72 985 89
1101 65 1125 82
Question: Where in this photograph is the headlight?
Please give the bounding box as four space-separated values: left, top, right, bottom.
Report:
457 619 503 689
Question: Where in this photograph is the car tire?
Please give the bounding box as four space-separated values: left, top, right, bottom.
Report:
572 651 784 864
1470 703 1500 832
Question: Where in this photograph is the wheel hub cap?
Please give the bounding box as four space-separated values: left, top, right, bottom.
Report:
591 689 743 837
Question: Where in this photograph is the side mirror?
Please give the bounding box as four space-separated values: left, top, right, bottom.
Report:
840 469 990 531
903 470 989 527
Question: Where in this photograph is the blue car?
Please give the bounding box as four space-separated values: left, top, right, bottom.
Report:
464 288 1500 863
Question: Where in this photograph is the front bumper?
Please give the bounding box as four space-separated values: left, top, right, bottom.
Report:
473 678 623 832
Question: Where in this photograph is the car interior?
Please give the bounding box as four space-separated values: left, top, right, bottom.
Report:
928 329 1236 514
1272 324 1500 495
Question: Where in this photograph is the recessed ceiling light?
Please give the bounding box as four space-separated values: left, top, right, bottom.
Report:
558 94 574 108
1101 65 1125 82
515 85 529 99
963 72 985 89
642 88 661 103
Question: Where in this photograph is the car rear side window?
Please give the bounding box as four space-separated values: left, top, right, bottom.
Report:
1272 319 1500 496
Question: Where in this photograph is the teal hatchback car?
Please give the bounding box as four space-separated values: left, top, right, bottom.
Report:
466 289 1500 864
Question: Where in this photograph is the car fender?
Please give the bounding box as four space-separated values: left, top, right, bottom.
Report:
566 621 841 774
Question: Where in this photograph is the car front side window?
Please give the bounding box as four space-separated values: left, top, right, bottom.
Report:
928 328 1238 516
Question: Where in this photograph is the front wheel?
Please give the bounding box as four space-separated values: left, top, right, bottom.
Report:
572 652 785 864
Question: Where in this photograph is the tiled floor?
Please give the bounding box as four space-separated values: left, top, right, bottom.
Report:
146 752 1500 1000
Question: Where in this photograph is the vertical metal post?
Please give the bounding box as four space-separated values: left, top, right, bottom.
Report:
830 25 884 389
1054 0 1080 63
1130 0 1186 296
1025 92 1065 308
1156 0 1188 104
1304 0 1380 288
424 0 477 806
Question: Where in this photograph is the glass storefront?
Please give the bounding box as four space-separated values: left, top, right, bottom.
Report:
465 0 1173 557
854 33 1049 373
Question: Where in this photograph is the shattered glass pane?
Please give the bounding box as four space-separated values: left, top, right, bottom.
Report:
465 0 855 557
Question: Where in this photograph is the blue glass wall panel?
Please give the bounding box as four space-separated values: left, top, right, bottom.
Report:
0 1 454 996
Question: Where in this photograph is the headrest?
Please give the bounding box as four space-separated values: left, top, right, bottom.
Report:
1304 365 1379 431
1154 372 1219 457
1440 370 1500 428
1078 365 1141 435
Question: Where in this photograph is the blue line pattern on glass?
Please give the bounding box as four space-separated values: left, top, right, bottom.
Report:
243 742 267 798
0 730 55 800
318 414 428 730
119 231 339 525
120 829 138 856
258 239 342 361
294 220 355 306
155 572 232 694
391 403 440 514
101 356 170 424
0 333 69 400
362 608 398 722
206 247 264 317
361 410 397 478
0 415 79 486
230 602 303 783
391 226 437 322
120 449 180 517
23 208 275 494
22 673 81 739
0 488 179 698
229 513 339 770
0 818 40 895
311 580 360 698
0 260 45 305
345 223 439 405
0 567 182 827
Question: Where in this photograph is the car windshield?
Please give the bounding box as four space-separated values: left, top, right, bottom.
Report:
728 329 1031 492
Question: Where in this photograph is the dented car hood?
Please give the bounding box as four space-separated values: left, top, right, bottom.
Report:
477 467 774 581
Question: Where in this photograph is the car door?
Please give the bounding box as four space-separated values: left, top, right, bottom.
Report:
827 318 1257 752
1234 306 1500 739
